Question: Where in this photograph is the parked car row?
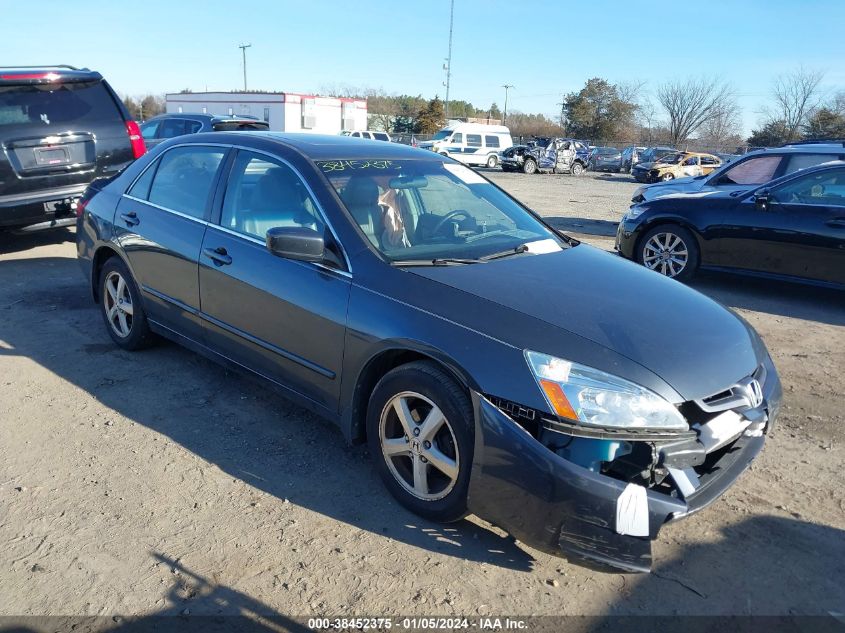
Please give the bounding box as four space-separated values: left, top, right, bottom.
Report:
617 142 845 287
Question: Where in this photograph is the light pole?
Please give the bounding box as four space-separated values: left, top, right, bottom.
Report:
443 0 454 120
238 43 252 91
501 84 513 125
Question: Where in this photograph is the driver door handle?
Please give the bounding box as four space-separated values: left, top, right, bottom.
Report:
203 246 232 266
120 211 140 227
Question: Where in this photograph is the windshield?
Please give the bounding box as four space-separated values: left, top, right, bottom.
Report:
431 130 452 141
317 159 564 263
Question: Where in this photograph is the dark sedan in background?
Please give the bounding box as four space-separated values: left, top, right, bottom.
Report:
616 162 845 287
588 147 622 172
140 113 269 148
77 133 781 572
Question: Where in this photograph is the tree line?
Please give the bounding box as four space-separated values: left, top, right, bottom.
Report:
122 68 844 148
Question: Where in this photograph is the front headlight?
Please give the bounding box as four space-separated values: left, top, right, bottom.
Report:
624 205 645 220
525 351 688 430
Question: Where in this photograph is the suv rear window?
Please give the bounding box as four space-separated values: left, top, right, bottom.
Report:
0 80 122 128
212 121 269 131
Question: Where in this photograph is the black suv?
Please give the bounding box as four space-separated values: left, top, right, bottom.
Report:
140 113 269 149
0 66 145 232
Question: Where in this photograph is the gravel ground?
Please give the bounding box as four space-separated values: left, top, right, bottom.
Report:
0 171 843 622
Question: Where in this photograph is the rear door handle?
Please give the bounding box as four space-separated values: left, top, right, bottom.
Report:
120 211 139 227
826 218 845 229
203 247 232 266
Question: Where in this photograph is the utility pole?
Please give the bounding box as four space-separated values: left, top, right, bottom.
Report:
556 94 566 132
443 0 454 120
238 43 252 91
501 84 513 125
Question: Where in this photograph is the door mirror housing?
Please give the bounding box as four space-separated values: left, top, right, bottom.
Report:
754 190 771 212
266 226 325 262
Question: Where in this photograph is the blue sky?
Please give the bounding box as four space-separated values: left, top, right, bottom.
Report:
2 0 844 134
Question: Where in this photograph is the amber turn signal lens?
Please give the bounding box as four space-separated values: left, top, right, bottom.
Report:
538 379 579 421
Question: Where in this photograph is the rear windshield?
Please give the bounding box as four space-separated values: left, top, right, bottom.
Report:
0 80 122 128
212 120 270 131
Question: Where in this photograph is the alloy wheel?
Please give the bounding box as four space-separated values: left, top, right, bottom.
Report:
642 232 689 278
378 391 460 501
104 270 134 338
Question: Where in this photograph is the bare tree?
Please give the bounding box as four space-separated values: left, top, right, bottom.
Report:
769 67 825 141
657 77 736 146
698 100 743 149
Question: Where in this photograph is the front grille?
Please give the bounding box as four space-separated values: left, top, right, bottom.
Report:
696 365 767 413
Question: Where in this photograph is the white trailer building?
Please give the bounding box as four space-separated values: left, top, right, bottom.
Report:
164 92 368 134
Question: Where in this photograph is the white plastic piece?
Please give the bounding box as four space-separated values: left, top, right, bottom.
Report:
667 466 701 497
615 482 650 537
523 238 563 254
697 410 751 453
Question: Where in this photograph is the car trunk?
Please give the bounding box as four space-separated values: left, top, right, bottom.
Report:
0 79 132 199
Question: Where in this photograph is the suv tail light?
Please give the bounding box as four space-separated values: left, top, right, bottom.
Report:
75 197 88 219
125 121 147 159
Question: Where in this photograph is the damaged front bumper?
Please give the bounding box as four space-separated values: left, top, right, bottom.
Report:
466 371 781 573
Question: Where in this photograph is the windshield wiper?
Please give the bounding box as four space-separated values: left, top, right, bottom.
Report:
480 244 529 261
392 257 485 267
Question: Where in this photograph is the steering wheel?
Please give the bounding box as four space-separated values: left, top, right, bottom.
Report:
431 210 473 236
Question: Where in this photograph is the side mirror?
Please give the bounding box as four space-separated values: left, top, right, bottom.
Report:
754 191 770 212
266 226 325 262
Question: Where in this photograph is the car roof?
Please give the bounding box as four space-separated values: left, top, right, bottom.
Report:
183 131 439 161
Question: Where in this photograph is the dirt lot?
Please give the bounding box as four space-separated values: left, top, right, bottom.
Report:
1 171 843 621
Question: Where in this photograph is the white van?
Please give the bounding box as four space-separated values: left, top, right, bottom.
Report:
419 123 513 168
341 130 392 142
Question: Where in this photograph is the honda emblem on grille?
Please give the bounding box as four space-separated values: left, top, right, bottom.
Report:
743 378 764 408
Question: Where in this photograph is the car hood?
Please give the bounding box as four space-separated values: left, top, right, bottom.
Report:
633 161 655 170
409 245 760 401
639 176 719 200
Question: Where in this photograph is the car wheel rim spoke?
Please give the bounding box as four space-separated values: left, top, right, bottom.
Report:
380 391 460 501
424 445 458 480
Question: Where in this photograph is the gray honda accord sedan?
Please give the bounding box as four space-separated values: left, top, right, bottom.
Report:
77 133 781 572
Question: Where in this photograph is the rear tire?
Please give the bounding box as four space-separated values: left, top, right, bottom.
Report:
571 162 585 176
367 361 473 523
486 154 498 168
99 257 154 350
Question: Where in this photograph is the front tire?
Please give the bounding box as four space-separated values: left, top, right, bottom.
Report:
661 173 675 181
99 257 153 350
636 224 700 282
523 158 537 174
367 361 473 523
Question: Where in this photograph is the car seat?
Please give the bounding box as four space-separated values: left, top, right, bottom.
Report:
341 177 383 247
240 167 315 237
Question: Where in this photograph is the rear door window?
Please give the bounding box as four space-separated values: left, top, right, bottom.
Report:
158 118 188 139
0 80 123 129
147 146 226 219
784 153 840 175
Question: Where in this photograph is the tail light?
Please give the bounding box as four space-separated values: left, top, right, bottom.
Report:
125 120 147 159
75 197 88 218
